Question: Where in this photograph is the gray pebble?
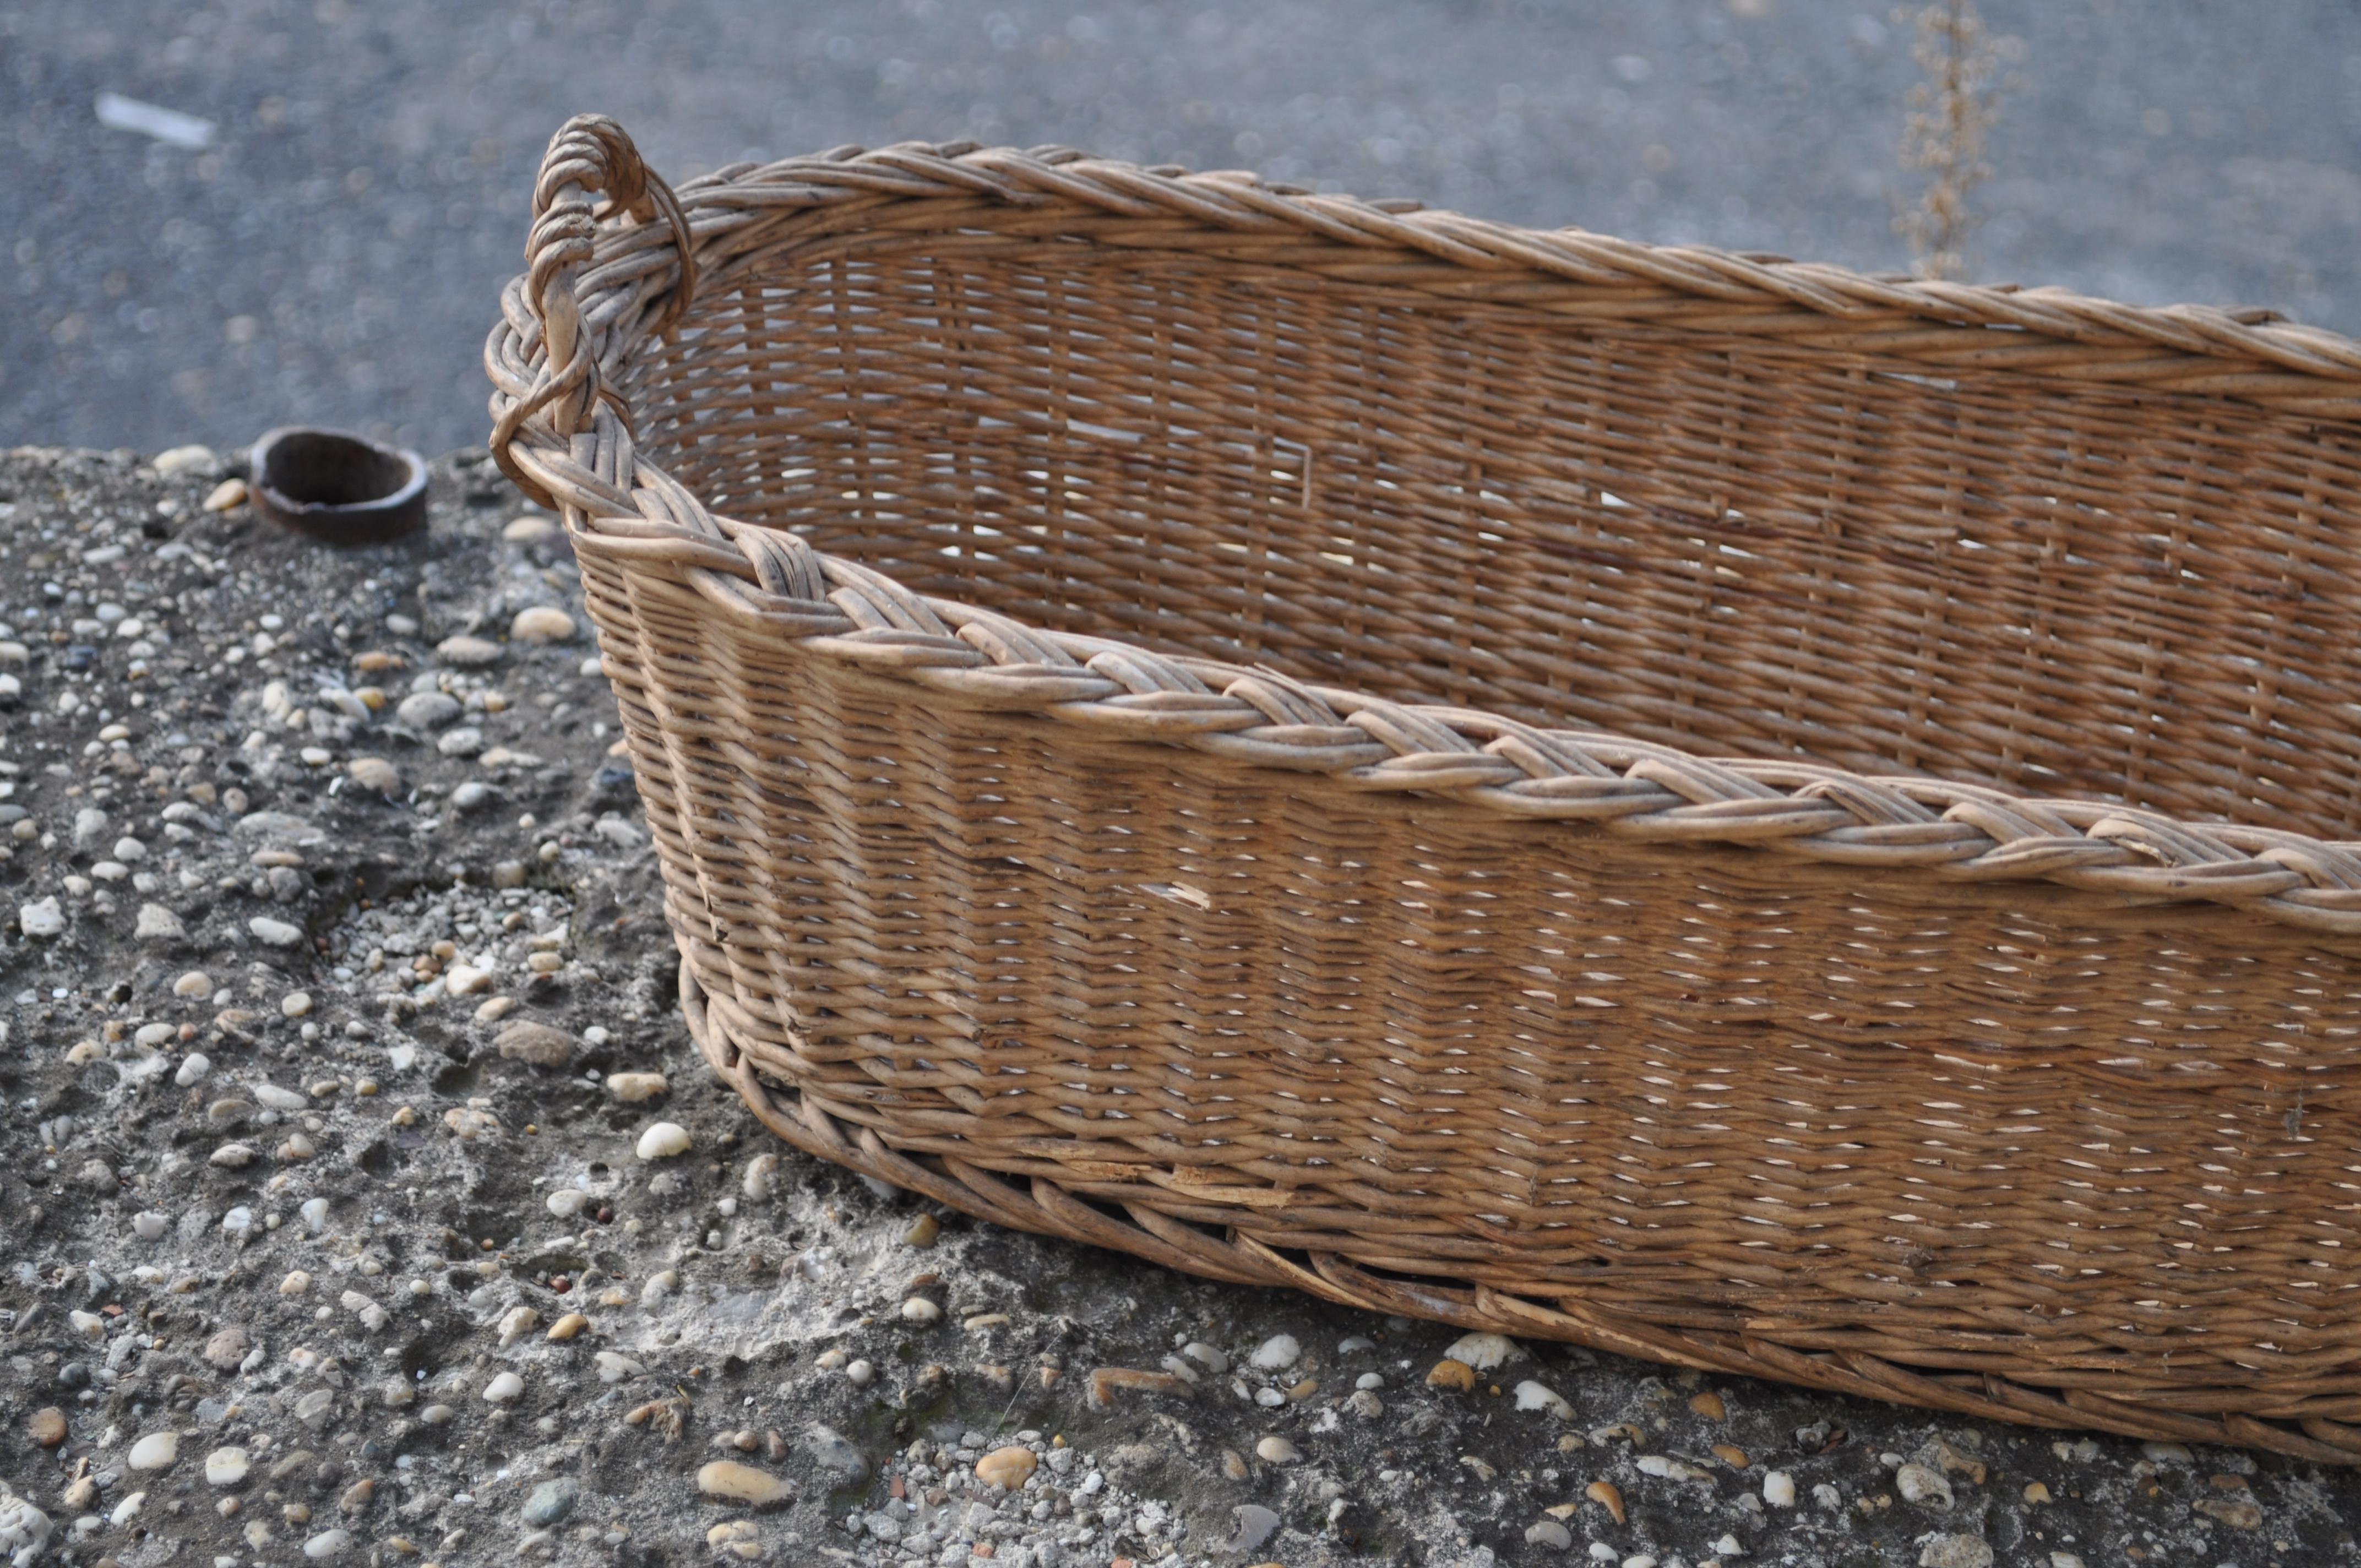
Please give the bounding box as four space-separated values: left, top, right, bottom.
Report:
1229 1504 1282 1553
521 1477 578 1527
395 691 461 728
806 1427 869 1484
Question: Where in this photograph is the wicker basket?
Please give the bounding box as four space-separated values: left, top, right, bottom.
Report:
488 116 2361 1461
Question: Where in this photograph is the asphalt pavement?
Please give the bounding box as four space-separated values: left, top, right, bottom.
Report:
6 0 2361 458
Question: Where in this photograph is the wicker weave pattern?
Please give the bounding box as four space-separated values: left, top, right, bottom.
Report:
491 116 2361 1460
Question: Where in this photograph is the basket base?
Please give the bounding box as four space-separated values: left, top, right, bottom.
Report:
676 960 2361 1463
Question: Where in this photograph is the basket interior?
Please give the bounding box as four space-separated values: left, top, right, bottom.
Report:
622 233 2361 840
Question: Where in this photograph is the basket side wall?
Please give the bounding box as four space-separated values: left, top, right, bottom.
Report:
578 542 2361 1429
623 241 2361 839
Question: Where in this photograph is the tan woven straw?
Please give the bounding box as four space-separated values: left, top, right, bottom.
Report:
488 115 2361 1461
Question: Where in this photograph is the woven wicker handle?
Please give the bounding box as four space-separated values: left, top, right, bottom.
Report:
490 115 698 505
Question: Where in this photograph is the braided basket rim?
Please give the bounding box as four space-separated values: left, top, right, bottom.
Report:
485 114 2361 940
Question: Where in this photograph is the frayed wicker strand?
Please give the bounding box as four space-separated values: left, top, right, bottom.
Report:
490 115 2361 1462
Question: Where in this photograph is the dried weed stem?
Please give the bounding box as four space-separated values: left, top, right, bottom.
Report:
1895 0 2020 280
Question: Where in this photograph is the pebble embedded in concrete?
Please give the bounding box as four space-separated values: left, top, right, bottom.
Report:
495 1020 575 1066
510 606 576 643
607 1071 667 1102
127 1431 178 1471
975 1446 1037 1489
1897 1462 1954 1509
521 1477 578 1527
1918 1536 1994 1568
436 634 503 667
695 1461 792 1507
637 1121 692 1159
395 690 461 728
1248 1333 1299 1371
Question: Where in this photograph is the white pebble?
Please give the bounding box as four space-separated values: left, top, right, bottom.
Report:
151 443 217 476
900 1298 943 1325
299 1197 330 1233
1183 1342 1230 1374
1254 1436 1301 1464
546 1189 589 1219
302 1527 351 1560
1636 1455 1707 1483
1442 1331 1517 1371
280 991 312 1018
482 1371 524 1404
204 1446 251 1487
1248 1334 1300 1371
248 916 303 948
127 1431 179 1471
1896 1462 1953 1509
845 1359 874 1387
594 1351 644 1383
510 606 576 643
636 1121 692 1160
132 1210 169 1240
607 1071 668 1103
1513 1379 1574 1419
1763 1470 1797 1508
